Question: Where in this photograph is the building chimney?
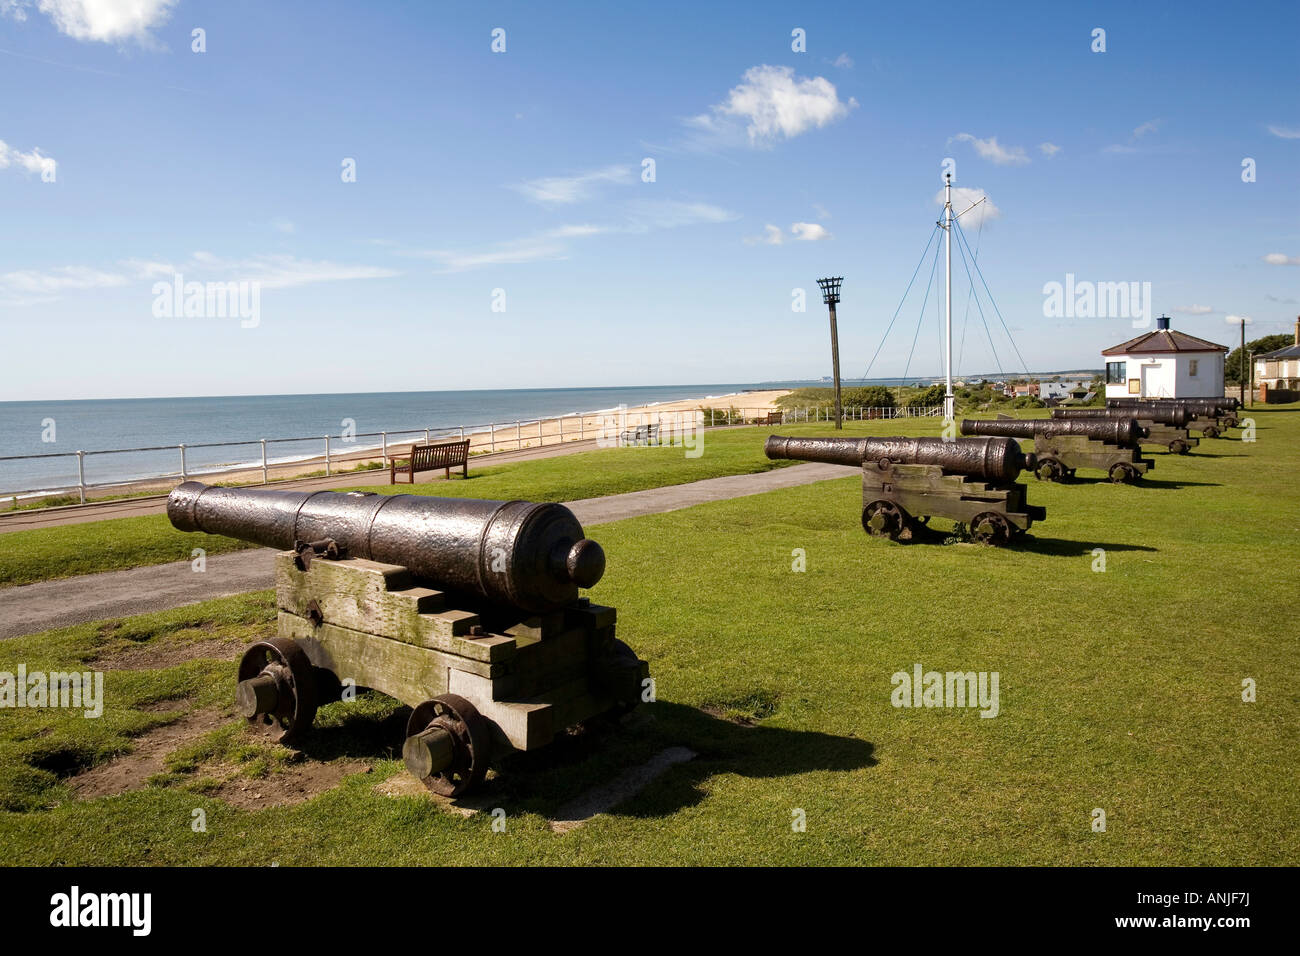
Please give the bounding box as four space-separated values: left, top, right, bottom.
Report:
1156 315 1171 330
1294 315 1299 346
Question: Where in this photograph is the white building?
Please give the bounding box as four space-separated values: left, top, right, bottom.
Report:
1255 318 1300 390
1039 380 1089 400
1101 316 1227 400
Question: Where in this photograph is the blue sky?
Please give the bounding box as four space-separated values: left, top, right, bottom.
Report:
1 0 1296 401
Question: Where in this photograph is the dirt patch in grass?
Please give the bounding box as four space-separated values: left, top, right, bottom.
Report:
205 758 371 810
69 710 229 798
94 637 244 671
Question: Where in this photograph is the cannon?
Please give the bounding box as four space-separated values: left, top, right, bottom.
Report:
960 418 1155 483
1053 407 1199 453
168 482 648 797
1107 397 1238 431
764 435 1045 545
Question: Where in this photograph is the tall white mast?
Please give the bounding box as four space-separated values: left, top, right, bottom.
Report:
943 172 954 422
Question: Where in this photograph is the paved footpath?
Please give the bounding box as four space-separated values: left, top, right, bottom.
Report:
0 462 853 639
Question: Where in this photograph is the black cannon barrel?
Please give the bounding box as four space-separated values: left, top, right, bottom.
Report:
960 417 1148 447
764 435 1032 483
167 481 605 614
1108 397 1231 417
1054 405 1192 428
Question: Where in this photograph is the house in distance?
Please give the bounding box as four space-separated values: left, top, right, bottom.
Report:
1101 315 1228 400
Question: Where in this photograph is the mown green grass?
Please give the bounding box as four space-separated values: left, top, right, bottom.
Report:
0 407 1295 864
0 419 945 588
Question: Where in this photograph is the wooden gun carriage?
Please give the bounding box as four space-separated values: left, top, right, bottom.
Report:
961 417 1155 483
169 482 647 797
765 435 1045 546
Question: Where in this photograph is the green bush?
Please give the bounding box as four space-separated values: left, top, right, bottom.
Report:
842 386 896 409
1012 395 1046 409
906 384 946 408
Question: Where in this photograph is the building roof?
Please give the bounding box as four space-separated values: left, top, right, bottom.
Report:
1101 328 1228 356
1257 344 1300 360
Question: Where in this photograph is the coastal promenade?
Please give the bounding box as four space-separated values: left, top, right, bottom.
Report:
0 461 855 639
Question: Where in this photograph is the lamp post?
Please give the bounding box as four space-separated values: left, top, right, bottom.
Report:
1225 314 1252 406
1246 349 1254 407
817 277 845 429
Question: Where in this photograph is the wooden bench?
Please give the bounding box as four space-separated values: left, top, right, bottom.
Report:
762 410 783 426
390 440 470 484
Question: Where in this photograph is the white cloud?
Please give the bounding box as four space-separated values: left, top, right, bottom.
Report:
0 253 398 306
936 186 1002 229
1038 142 1061 157
623 199 738 231
1267 124 1300 140
510 165 633 204
270 218 296 234
1263 253 1300 266
1133 119 1162 138
833 53 854 69
694 65 856 147
948 133 1030 166
2 0 178 45
744 225 785 246
0 139 57 177
791 222 831 241
1173 304 1214 314
1224 314 1252 326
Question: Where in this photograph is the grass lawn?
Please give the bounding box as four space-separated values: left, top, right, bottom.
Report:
0 406 1295 864
0 418 944 588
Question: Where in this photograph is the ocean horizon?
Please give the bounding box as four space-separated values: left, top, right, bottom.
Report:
0 373 1097 496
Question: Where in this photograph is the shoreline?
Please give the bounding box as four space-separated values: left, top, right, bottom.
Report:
5 389 792 506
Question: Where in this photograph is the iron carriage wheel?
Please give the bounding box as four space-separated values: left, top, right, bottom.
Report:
404 693 491 797
235 636 318 745
969 511 1012 547
1108 462 1137 484
862 499 909 540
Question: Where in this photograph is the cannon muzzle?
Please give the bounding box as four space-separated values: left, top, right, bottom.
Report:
960 417 1147 448
764 434 1032 484
168 481 604 614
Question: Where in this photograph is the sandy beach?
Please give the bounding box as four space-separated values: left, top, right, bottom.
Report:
14 389 792 505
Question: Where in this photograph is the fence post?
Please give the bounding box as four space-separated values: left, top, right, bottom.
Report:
538 419 543 446
179 443 187 481
490 425 496 454
424 428 430 444
260 439 268 484
76 450 85 504
515 421 521 450
579 415 584 441
325 436 331 476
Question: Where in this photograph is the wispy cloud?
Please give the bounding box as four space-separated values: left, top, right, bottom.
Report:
1263 253 1300 266
690 65 856 148
948 133 1030 166
399 200 737 272
1267 124 1300 140
1104 119 1165 154
936 186 1002 229
744 225 786 246
832 53 854 69
2 0 178 47
510 165 633 204
0 138 56 177
1 253 399 306
1038 142 1061 157
1173 304 1214 314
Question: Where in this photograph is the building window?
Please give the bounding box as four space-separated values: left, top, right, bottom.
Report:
1188 359 1199 377
1106 361 1126 384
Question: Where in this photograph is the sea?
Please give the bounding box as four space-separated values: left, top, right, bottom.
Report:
1 381 899 497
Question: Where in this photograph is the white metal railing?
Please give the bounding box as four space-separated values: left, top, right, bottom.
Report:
0 404 942 505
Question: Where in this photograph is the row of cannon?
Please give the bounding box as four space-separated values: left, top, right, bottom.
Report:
161 395 1241 795
764 396 1243 546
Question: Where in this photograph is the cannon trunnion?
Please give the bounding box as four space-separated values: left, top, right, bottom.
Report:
764 434 1046 546
168 482 647 797
960 418 1155 483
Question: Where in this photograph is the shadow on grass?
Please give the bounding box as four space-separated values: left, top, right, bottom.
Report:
1017 537 1159 557
494 701 878 820
1063 476 1222 489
